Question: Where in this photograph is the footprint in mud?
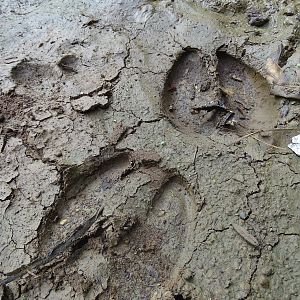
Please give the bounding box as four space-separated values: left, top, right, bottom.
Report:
25 149 196 299
162 49 222 135
11 61 57 86
217 52 279 132
101 176 196 300
162 49 280 140
11 60 62 97
38 150 132 254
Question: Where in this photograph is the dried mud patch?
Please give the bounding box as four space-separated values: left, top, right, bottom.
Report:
1 0 300 299
0 94 34 121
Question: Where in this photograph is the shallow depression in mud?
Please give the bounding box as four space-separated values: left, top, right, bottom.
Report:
162 49 281 142
217 52 279 132
162 49 222 135
101 177 195 300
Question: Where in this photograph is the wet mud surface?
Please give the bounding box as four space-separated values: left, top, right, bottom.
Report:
0 0 300 299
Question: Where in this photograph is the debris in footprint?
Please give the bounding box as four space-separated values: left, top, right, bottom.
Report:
265 58 300 100
162 49 222 135
265 58 285 85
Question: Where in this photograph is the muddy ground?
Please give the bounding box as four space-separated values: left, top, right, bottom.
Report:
0 0 300 299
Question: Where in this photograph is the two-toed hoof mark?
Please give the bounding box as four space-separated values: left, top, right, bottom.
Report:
35 148 195 299
163 49 280 137
103 176 196 299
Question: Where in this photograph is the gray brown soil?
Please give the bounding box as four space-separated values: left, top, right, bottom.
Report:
0 0 300 299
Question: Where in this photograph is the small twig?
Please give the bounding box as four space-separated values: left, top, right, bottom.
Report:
251 136 286 150
234 128 297 149
265 128 298 131
237 130 263 141
27 270 38 278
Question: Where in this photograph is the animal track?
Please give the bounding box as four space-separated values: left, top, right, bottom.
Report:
11 61 57 87
0 148 196 299
38 150 132 255
162 49 222 135
3 50 278 297
102 176 196 299
217 52 279 132
162 49 280 137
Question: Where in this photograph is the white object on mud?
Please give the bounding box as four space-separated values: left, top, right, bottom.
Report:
288 134 300 156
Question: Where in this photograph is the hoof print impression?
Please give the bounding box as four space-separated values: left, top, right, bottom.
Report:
163 49 280 137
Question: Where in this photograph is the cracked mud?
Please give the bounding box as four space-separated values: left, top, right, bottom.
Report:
0 0 300 299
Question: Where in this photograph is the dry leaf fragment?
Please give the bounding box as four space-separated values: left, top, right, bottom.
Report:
59 219 67 225
220 86 235 96
288 134 300 156
232 223 259 247
265 57 285 85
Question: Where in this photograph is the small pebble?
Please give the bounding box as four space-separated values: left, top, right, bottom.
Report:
158 210 165 217
182 269 193 280
55 150 63 157
239 211 248 220
248 12 269 27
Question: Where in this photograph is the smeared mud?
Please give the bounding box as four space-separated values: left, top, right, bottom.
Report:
0 0 300 299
